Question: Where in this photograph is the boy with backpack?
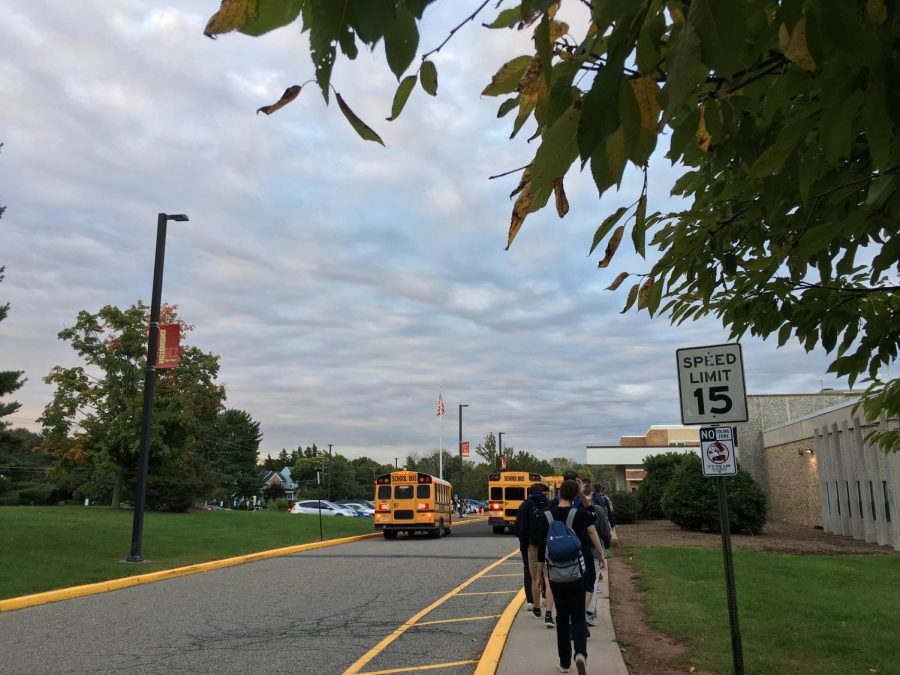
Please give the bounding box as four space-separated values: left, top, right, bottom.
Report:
534 479 604 675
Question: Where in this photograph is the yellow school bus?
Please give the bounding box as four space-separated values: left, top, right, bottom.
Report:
543 475 564 501
487 471 544 534
374 471 453 540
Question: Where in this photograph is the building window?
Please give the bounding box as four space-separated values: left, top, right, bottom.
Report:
869 481 876 521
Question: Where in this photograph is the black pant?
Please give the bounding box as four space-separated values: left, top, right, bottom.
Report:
519 546 533 604
550 580 586 667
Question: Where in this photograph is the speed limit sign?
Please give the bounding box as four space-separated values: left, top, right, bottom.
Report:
676 343 748 425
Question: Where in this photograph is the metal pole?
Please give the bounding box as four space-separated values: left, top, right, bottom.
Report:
328 444 333 500
498 432 504 470
317 471 323 542
127 213 168 562
716 476 744 674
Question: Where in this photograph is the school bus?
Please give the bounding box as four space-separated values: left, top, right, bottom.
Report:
374 471 453 539
542 475 564 501
487 471 544 534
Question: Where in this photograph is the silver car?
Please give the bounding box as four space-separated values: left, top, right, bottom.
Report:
290 499 357 517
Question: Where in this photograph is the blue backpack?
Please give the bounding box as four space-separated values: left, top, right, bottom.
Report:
544 509 585 583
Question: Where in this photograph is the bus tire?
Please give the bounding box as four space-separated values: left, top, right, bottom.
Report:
430 520 443 538
383 530 398 540
492 526 505 534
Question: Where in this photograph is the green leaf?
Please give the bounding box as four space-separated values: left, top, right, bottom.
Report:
240 0 303 36
590 206 629 254
577 63 622 160
535 13 552 89
336 93 386 145
689 0 746 75
589 140 616 194
820 90 863 167
387 75 417 121
664 20 702 117
632 195 647 258
420 60 438 96
864 73 894 170
647 276 664 315
308 0 345 101
497 97 519 118
349 0 395 45
482 55 532 97
793 222 836 258
404 0 434 19
621 283 640 313
530 104 580 192
485 7 521 29
384 3 419 79
619 77 643 164
777 322 793 347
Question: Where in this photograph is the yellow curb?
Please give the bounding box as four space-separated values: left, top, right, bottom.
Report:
0 531 381 613
474 588 525 675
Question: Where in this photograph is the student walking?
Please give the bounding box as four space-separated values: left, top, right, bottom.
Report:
534 479 604 675
515 484 546 611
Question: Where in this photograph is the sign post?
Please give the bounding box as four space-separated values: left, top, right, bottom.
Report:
678 344 747 675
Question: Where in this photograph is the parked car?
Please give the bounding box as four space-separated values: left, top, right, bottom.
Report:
290 499 357 517
335 500 375 517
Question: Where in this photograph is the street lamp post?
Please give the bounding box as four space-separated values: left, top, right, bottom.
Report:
127 212 188 563
328 444 333 500
498 432 504 470
458 404 468 496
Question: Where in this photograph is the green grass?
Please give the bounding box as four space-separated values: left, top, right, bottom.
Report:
0 506 373 600
627 547 900 675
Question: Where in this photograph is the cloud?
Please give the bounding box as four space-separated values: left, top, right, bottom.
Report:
0 0 856 466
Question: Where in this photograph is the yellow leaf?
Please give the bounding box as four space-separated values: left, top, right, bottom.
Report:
598 225 624 268
696 105 711 152
507 184 535 249
256 85 302 115
867 0 887 23
510 168 532 199
550 20 569 42
631 77 661 133
637 277 654 309
553 178 569 217
204 0 257 37
778 17 816 72
606 272 629 291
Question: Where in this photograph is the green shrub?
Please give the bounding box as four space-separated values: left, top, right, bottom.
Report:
265 498 289 512
639 451 690 518
610 490 638 524
661 454 767 534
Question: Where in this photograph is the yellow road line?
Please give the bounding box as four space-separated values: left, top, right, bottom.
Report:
473 589 526 675
358 660 478 674
343 549 518 675
481 573 520 578
414 615 501 627
455 590 517 597
0 531 382 613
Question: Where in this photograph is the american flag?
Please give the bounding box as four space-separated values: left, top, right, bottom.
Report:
437 393 445 416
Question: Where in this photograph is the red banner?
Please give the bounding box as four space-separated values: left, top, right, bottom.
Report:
461 441 470 458
157 324 181 369
500 456 507 470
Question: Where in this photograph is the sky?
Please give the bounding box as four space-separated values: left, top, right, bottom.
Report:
0 1 853 465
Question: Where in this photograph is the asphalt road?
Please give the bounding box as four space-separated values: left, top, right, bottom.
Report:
0 520 521 674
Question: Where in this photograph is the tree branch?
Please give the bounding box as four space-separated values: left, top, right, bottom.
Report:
422 0 492 62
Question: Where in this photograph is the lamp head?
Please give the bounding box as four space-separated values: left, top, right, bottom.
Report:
167 214 189 222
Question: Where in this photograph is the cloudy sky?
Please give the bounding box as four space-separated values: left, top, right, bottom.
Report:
1 1 852 464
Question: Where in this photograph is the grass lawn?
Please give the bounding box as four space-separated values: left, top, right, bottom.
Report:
628 547 900 674
0 506 373 600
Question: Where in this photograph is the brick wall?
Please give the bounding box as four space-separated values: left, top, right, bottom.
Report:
764 439 821 526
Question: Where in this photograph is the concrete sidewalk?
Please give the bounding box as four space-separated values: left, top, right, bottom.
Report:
495 563 629 674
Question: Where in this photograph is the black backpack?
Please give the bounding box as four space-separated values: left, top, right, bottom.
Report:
528 500 549 547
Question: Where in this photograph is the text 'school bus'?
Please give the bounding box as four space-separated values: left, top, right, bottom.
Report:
487 471 544 534
374 471 453 540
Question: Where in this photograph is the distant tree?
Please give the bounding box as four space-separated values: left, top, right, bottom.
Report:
204 408 262 503
0 427 55 505
276 448 290 469
289 448 300 464
639 451 691 519
476 432 516 468
351 456 393 496
263 481 285 502
260 453 278 471
506 450 554 476
402 453 419 470
303 443 319 458
39 303 224 510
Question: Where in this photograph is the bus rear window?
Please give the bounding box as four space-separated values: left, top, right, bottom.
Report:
377 486 391 499
505 487 526 501
490 487 503 500
417 485 431 499
395 485 414 499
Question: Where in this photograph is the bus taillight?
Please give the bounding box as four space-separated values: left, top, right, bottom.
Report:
377 502 390 512
417 503 428 511
489 502 502 511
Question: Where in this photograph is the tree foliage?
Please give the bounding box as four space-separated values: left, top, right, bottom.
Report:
205 0 900 451
639 450 690 518
39 303 225 510
205 408 262 502
661 453 768 534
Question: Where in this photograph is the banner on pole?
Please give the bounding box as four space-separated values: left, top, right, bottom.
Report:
461 441 470 458
157 324 181 369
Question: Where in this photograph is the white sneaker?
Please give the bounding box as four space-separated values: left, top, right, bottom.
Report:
558 664 570 673
526 602 533 612
574 653 587 675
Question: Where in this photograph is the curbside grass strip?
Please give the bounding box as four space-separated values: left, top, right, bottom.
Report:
0 531 381 613
474 588 525 675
